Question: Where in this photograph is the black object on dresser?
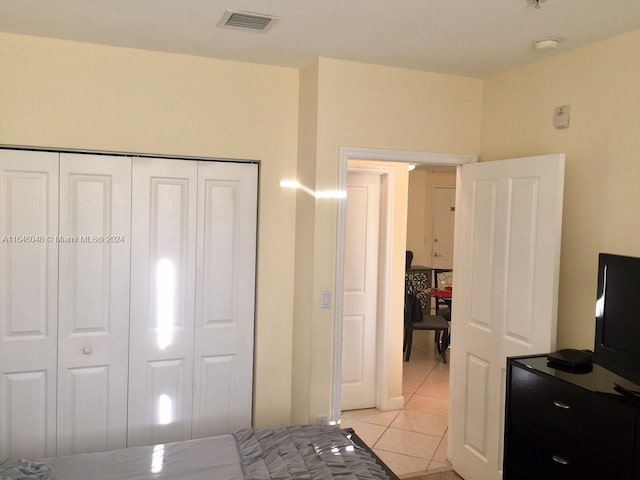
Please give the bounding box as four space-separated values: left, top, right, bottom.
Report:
504 354 640 480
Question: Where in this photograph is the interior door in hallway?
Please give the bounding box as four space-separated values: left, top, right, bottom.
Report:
450 154 565 480
341 171 381 411
431 186 455 269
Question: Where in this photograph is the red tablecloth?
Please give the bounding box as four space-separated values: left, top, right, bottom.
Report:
427 287 452 299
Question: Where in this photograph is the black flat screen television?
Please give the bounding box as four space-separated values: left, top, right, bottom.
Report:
594 253 640 385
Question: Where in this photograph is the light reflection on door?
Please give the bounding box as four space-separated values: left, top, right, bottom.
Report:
154 259 176 438
151 444 165 473
156 258 176 350
157 394 173 426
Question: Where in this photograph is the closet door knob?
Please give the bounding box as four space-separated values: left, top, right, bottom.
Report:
83 346 93 355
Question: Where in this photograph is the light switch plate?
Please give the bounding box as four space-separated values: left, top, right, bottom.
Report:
320 289 332 309
554 105 570 129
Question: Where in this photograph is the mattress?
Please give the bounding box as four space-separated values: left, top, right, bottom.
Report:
9 426 398 480
233 425 389 480
45 434 243 480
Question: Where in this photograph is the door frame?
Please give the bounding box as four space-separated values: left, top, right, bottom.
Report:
332 147 477 423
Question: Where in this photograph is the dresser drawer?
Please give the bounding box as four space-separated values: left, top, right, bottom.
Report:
508 364 635 463
504 357 640 479
505 429 631 480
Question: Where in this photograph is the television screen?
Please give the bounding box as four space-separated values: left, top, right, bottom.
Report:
595 253 640 384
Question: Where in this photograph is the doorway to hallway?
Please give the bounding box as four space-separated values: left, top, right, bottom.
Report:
334 147 475 420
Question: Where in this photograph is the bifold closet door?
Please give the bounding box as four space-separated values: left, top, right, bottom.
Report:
128 158 257 446
57 154 131 455
192 161 258 438
128 158 198 447
0 149 59 461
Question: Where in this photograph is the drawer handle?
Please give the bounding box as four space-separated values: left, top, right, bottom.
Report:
552 455 570 465
553 400 570 409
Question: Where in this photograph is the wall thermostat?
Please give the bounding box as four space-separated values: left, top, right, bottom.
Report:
554 105 570 129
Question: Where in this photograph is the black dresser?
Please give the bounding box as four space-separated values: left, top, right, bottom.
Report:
504 355 640 479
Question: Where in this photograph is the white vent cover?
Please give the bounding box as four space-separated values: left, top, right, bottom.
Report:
217 10 279 33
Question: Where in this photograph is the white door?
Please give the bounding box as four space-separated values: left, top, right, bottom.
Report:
192 161 257 438
57 153 131 455
0 149 59 461
341 171 381 411
431 186 455 269
450 154 565 480
128 158 198 447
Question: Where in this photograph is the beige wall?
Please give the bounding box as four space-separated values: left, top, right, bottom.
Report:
407 170 429 265
406 168 457 267
481 29 640 349
294 58 483 421
4 30 593 426
0 32 300 427
291 61 319 423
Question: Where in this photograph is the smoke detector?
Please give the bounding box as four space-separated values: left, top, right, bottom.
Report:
217 10 279 33
527 0 547 9
534 38 560 51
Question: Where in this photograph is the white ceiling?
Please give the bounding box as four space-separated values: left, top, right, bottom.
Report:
1 0 639 77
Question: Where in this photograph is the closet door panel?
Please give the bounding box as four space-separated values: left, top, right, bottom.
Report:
57 154 131 455
0 149 58 461
129 158 197 447
193 161 257 438
64 366 109 453
146 359 186 444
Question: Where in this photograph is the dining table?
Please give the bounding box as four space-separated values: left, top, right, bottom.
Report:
427 285 452 313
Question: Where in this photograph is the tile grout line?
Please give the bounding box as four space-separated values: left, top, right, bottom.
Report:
400 352 448 474
426 426 448 470
344 331 450 476
372 358 443 470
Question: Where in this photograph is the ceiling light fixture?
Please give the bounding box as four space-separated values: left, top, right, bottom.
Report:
527 0 547 9
534 38 560 51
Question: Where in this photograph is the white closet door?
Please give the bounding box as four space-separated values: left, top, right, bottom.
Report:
192 161 257 438
0 149 59 461
57 153 131 455
128 158 197 447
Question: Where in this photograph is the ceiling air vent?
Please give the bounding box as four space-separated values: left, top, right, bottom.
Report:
217 10 279 33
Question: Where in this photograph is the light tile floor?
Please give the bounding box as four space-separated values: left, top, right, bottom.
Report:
341 330 451 477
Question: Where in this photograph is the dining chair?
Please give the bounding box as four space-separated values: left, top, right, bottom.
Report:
405 250 414 270
403 276 449 362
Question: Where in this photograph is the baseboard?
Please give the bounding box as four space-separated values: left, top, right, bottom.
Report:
378 395 405 411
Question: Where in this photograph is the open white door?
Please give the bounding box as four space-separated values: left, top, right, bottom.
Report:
450 154 565 480
341 171 381 411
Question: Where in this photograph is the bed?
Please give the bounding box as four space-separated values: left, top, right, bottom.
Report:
0 426 400 480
